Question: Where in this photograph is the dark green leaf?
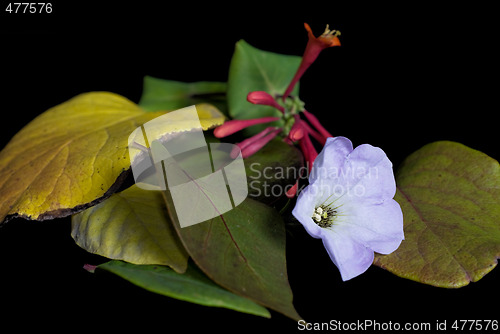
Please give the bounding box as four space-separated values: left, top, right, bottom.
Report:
139 76 227 113
164 193 301 321
98 260 270 317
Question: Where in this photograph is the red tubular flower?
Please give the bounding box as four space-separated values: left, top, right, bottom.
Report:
247 91 285 113
283 23 341 101
298 116 325 144
298 131 318 169
237 126 276 150
287 117 319 169
237 127 282 158
302 109 332 142
213 116 280 138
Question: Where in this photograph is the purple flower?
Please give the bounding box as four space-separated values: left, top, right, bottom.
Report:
292 137 404 281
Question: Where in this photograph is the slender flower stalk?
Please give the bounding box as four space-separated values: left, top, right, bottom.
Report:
283 23 341 101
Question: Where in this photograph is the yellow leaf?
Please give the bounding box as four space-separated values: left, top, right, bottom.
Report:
71 185 189 273
0 92 224 223
196 103 226 130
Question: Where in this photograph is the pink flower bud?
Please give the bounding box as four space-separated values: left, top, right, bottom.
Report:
247 91 285 113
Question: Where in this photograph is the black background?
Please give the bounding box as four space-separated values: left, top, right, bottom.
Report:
1 1 498 332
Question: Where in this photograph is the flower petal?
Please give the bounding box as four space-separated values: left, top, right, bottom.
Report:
340 143 396 204
292 184 323 238
321 229 375 281
309 136 353 184
343 199 404 254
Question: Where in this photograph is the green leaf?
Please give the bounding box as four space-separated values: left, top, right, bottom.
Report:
139 76 227 114
374 141 500 288
244 139 303 204
98 260 271 318
164 193 301 321
227 40 301 135
72 185 189 273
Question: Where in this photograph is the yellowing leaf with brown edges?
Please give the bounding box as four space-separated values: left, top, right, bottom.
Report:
0 92 224 223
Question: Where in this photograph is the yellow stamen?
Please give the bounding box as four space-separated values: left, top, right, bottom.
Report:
322 24 341 38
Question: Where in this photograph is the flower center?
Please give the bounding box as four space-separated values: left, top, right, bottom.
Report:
312 205 337 228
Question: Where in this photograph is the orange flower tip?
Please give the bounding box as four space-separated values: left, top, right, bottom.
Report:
304 22 313 33
305 22 341 47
